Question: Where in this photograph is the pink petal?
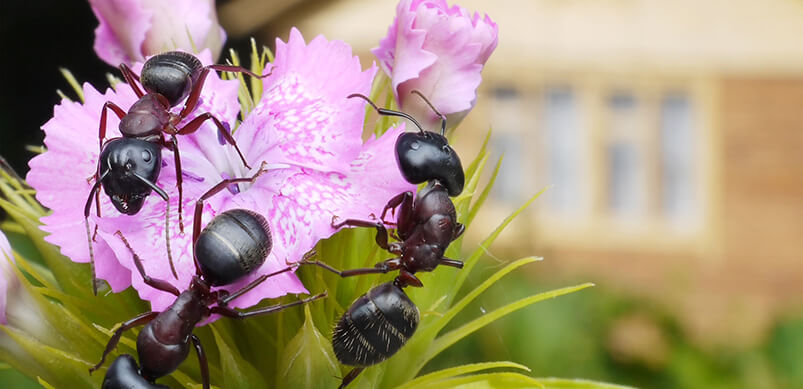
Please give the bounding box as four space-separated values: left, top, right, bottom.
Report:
0 231 13 324
251 28 377 173
253 125 416 269
90 0 153 65
90 0 226 66
372 0 498 129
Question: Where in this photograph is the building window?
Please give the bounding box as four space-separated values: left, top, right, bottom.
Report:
605 93 646 218
489 87 525 203
659 93 696 222
543 86 585 214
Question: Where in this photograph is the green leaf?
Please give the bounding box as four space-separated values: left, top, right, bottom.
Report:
210 325 263 388
532 378 638 389
449 187 548 304
467 155 503 226
425 283 595 363
429 257 542 338
0 199 95 298
58 68 83 102
0 326 97 387
409 371 546 389
463 128 492 181
37 377 55 389
397 361 531 389
277 305 340 388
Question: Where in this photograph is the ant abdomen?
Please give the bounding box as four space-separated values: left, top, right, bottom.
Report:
102 354 169 389
395 132 464 196
140 51 203 107
333 282 419 366
194 209 273 286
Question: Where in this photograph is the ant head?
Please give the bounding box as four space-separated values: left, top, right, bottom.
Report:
141 51 203 107
395 132 465 196
99 138 162 214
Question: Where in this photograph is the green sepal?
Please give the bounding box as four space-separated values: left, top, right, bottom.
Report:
277 305 339 388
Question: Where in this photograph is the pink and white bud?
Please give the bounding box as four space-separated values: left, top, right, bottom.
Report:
89 0 226 66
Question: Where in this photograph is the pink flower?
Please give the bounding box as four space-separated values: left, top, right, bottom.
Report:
373 0 498 130
28 30 414 315
0 230 14 324
90 0 226 66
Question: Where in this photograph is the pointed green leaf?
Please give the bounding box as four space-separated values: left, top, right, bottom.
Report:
463 128 492 180
449 187 548 302
210 324 263 388
467 155 504 225
0 199 95 298
412 371 545 389
429 257 541 338
277 305 339 388
38 377 56 389
425 283 595 363
58 68 83 102
533 378 638 389
0 326 97 387
397 361 531 389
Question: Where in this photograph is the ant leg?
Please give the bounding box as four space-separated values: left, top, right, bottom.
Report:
177 112 251 169
115 231 180 296
178 68 210 118
164 135 185 233
89 311 159 374
179 65 272 119
84 177 105 296
440 258 464 269
220 265 298 305
98 102 126 153
347 93 427 133
331 218 391 250
192 166 269 274
130 171 177 279
190 334 210 389
298 257 402 278
338 367 365 389
118 64 144 98
380 191 413 222
410 90 447 135
396 269 423 288
206 64 272 79
211 293 327 319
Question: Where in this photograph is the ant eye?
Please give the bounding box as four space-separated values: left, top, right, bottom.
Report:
141 150 152 162
410 141 420 150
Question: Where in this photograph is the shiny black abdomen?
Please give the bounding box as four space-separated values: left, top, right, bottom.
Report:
194 209 272 286
141 51 203 107
395 131 464 196
332 283 419 366
99 138 162 215
102 354 169 389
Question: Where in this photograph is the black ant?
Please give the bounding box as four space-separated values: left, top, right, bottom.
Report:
301 91 465 388
84 51 269 294
89 168 326 389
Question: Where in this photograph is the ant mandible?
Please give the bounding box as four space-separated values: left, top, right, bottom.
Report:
89 168 326 389
84 51 270 294
301 91 465 388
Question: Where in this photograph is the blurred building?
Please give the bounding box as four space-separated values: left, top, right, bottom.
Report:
221 0 803 347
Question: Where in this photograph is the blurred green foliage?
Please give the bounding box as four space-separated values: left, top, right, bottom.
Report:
426 270 803 389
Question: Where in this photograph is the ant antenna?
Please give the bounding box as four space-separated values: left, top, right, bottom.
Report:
410 90 446 135
347 93 426 134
